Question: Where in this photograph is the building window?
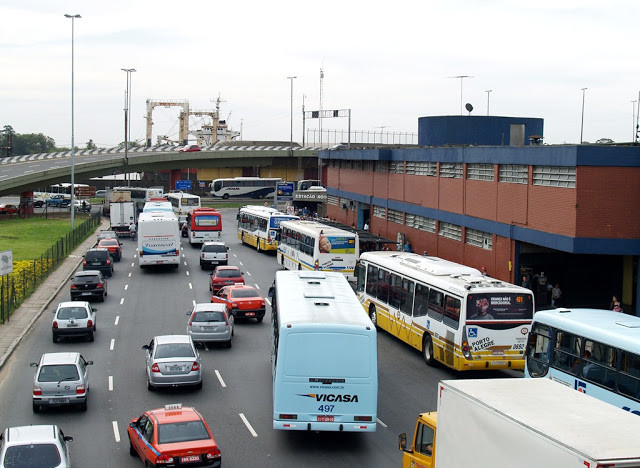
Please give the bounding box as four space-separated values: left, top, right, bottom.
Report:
406 161 437 176
327 195 339 206
363 161 374 171
387 209 403 224
341 160 352 170
533 166 576 188
467 163 494 181
373 205 386 219
465 228 493 250
390 161 404 174
499 164 528 184
340 198 355 211
438 222 462 241
439 163 463 179
352 160 362 171
406 214 437 233
375 161 388 173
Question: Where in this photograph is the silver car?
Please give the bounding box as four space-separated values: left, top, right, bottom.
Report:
30 352 93 413
200 241 229 269
186 303 233 347
142 335 202 391
0 425 73 468
52 301 97 343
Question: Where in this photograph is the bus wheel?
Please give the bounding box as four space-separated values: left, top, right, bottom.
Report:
423 335 436 366
222 193 229 200
369 305 378 327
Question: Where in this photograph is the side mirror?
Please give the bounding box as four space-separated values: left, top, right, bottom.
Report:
398 433 407 451
92 308 98 313
64 436 74 442
268 286 275 298
142 345 149 350
186 311 191 316
30 362 38 368
226 247 230 251
86 360 94 366
52 309 56 313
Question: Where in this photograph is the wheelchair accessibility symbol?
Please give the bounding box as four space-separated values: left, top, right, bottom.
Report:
468 328 478 338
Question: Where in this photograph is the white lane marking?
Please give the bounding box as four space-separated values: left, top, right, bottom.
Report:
255 284 260 289
131 263 134 267
246 271 251 276
189 283 193 290
124 284 128 290
110 339 115 351
112 421 120 442
114 316 120 326
184 261 187 266
108 376 113 391
376 418 388 428
120 298 124 305
239 413 258 438
128 272 132 278
192 300 196 307
265 298 271 306
186 271 190 276
133 255 137 259
215 370 226 388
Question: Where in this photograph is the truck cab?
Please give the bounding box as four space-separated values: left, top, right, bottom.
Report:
399 412 437 468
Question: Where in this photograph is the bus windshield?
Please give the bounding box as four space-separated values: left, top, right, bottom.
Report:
466 293 533 321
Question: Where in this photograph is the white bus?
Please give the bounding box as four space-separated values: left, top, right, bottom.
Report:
137 211 181 269
210 177 282 199
237 205 299 252
277 220 359 279
145 187 164 201
271 270 378 432
355 251 534 371
165 192 201 227
296 179 324 191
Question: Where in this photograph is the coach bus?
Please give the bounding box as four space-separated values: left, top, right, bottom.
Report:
165 192 201 227
271 270 377 432
277 220 359 279
210 177 282 199
185 207 222 244
525 308 640 415
354 251 534 371
237 205 298 252
137 211 180 269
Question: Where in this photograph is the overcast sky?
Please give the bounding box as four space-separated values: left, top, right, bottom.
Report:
2 0 639 148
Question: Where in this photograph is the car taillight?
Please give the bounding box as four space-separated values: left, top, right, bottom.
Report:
206 447 221 459
97 283 103 288
231 302 239 309
70 284 76 290
52 321 58 329
106 258 111 265
82 259 87 266
76 384 85 395
151 363 160 373
33 387 42 396
191 361 200 371
87 319 93 328
155 455 174 464
201 253 205 259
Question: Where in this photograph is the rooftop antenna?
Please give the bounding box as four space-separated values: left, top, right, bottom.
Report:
448 75 474 115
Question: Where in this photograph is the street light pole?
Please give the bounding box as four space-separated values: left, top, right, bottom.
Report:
580 87 588 144
64 13 81 229
286 76 296 150
631 100 637 143
485 90 492 116
121 68 136 187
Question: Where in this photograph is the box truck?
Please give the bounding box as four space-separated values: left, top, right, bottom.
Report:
109 201 136 237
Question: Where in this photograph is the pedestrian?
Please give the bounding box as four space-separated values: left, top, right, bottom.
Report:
522 275 531 289
423 250 428 257
363 220 369 231
403 240 412 253
610 295 623 312
551 283 562 307
481 266 488 277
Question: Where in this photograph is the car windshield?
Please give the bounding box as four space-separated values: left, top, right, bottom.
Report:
232 289 259 298
57 307 88 320
4 444 61 468
216 269 241 278
202 244 226 253
155 343 195 359
157 421 210 444
193 311 225 323
38 364 80 383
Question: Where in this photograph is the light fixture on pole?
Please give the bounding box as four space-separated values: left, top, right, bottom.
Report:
448 75 474 115
580 87 587 144
121 68 136 186
485 90 492 116
64 13 81 229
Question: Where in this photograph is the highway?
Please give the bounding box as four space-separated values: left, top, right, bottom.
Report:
0 208 519 467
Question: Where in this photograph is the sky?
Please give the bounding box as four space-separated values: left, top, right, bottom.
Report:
2 0 640 149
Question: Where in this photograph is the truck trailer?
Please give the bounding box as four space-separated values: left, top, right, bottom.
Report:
399 378 640 467
109 201 136 238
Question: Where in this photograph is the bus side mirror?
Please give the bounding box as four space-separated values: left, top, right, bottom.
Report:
398 433 407 451
268 286 275 298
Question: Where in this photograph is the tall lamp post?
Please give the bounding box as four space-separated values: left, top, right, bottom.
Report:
64 13 81 228
121 68 136 186
631 100 637 143
580 87 588 144
485 90 492 116
286 76 296 150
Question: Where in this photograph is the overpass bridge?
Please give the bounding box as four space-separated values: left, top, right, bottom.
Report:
0 144 320 196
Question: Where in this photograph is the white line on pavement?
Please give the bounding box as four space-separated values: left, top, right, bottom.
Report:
114 316 119 326
239 413 258 438
189 283 193 290
265 298 271 306
376 418 388 428
124 284 128 290
108 376 113 391
192 300 196 307
186 271 190 276
110 339 115 351
215 370 226 388
184 261 187 266
128 272 132 278
120 298 124 305
255 284 260 289
131 263 134 267
246 271 251 276
112 421 120 442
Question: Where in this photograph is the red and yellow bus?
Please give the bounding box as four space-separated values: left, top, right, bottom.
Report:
185 207 222 245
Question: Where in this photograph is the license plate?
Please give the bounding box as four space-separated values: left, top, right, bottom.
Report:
246 312 255 316
180 455 200 463
225 280 233 284
51 398 69 404
66 323 79 327
317 415 334 422
82 292 92 296
92 262 101 265
169 365 182 372
491 361 506 366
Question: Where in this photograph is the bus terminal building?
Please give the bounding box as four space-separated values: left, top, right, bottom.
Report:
321 115 640 315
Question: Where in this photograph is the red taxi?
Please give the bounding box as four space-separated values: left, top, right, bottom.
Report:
97 238 122 262
211 284 265 323
128 403 221 467
209 266 244 294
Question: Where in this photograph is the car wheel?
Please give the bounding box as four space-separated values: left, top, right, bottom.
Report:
129 438 138 457
146 462 154 468
32 402 41 413
423 334 436 367
52 333 58 343
256 241 261 252
88 331 95 342
195 381 203 390
256 317 264 323
99 293 105 302
80 400 87 412
147 379 154 392
226 340 232 348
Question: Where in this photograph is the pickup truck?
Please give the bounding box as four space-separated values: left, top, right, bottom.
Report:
46 195 71 208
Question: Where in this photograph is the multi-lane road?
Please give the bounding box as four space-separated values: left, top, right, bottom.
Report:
0 208 519 467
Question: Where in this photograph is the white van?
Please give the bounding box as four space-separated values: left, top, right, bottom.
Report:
137 211 180 269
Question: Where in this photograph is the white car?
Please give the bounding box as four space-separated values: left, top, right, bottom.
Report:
73 199 91 212
142 335 202 391
0 425 73 468
52 301 97 343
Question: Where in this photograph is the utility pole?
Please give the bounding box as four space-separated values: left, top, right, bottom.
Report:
485 90 492 116
580 87 588 144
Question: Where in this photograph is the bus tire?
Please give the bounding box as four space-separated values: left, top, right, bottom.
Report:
369 305 378 328
423 334 436 366
222 193 229 200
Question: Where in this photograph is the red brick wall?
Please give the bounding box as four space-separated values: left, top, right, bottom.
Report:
439 178 464 214
496 181 528 226
528 185 577 236
465 179 498 220
406 175 438 207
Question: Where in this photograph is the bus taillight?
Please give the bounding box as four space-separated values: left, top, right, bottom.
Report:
354 416 372 422
279 414 297 420
314 260 319 270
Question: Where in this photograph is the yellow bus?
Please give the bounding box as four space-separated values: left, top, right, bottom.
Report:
237 205 298 252
355 251 534 371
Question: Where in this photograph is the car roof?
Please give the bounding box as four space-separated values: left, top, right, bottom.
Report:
202 241 225 246
193 303 227 312
148 406 202 425
57 301 90 308
154 335 192 345
225 284 256 292
6 425 59 443
40 352 81 365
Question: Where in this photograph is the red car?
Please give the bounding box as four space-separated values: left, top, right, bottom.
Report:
97 238 122 262
179 144 201 153
212 284 266 323
0 204 19 215
128 403 221 467
209 266 244 294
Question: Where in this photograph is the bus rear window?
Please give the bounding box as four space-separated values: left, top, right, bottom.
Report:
466 293 533 321
195 215 219 227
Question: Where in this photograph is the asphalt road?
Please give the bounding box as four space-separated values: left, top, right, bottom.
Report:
0 208 520 467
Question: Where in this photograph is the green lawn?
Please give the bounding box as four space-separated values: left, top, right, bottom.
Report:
0 217 80 261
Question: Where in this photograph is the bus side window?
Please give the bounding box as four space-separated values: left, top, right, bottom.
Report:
427 289 444 322
552 331 582 375
400 278 414 316
413 283 429 318
443 296 461 330
365 265 378 297
619 351 640 400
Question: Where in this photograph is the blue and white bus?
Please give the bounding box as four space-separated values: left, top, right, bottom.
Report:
271 270 378 432
210 177 281 199
525 308 640 415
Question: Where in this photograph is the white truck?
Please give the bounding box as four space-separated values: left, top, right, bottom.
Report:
109 201 136 238
399 378 640 468
137 211 180 269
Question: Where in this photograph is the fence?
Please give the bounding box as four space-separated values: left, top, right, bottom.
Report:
0 211 101 323
305 128 418 147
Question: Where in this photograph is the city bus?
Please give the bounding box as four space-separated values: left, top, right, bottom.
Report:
210 177 282 199
137 211 181 269
237 205 298 252
165 192 201 227
276 220 359 279
525 308 640 415
185 207 222 244
296 179 324 191
271 270 377 432
354 251 534 371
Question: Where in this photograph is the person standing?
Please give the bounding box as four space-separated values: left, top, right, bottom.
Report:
610 295 623 312
551 283 562 307
522 276 531 289
403 240 412 252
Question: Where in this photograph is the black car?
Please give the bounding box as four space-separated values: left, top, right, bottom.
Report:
82 248 113 277
70 270 107 302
